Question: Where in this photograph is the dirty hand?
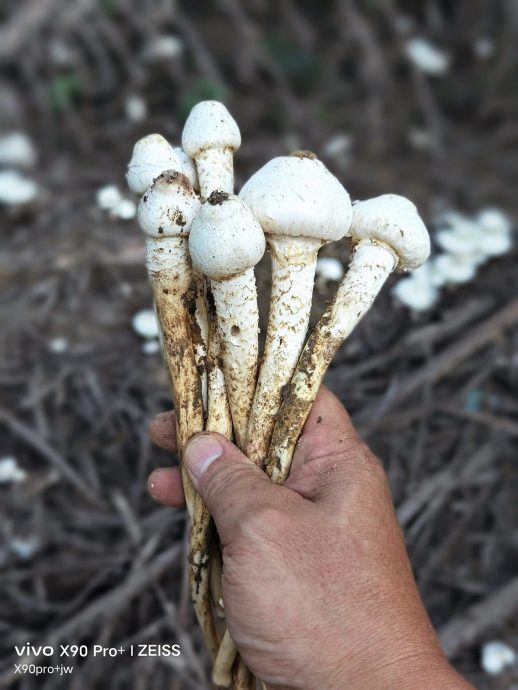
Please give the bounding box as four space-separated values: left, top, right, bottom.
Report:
148 388 472 690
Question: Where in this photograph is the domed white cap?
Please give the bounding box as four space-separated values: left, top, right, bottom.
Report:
182 101 241 158
350 194 430 271
137 171 200 238
127 134 181 194
189 192 265 280
239 154 352 242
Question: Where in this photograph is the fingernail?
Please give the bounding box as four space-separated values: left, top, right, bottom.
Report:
184 434 223 484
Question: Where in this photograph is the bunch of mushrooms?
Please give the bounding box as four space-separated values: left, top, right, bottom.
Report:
126 101 431 689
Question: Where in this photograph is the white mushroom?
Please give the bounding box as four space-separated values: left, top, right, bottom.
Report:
189 192 265 448
127 134 208 406
477 207 512 236
267 194 430 483
481 641 517 675
316 256 345 283
431 254 477 285
182 101 241 199
392 263 439 311
127 134 182 194
132 309 160 339
96 184 122 211
239 153 352 465
137 170 219 659
0 132 37 168
404 37 450 76
0 170 39 205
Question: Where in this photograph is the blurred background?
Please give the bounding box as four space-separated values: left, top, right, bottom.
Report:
0 1 517 688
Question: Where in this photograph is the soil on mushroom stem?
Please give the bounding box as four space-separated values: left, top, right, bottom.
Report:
1 2 517 689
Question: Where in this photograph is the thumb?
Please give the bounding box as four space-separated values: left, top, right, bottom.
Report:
183 432 286 545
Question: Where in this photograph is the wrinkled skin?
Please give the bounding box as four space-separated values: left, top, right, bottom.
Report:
149 388 472 690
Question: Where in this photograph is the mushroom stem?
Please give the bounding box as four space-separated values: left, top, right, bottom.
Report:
212 630 236 687
246 236 321 465
239 153 352 464
196 148 234 199
146 237 220 659
266 241 396 483
209 540 225 619
211 268 260 448
193 271 208 412
232 657 255 690
205 287 242 686
206 285 233 440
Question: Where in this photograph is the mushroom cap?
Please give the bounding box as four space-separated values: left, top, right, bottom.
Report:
189 192 265 280
350 194 430 271
181 101 241 158
431 254 477 285
127 134 181 194
239 155 352 243
137 171 200 238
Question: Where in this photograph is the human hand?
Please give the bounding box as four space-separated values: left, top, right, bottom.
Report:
148 388 472 690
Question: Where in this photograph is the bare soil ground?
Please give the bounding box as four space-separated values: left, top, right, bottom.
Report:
0 1 517 688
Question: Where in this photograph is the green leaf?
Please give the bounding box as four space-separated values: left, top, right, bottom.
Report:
49 74 82 112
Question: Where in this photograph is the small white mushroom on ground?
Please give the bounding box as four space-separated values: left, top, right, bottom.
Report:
478 207 512 235
431 253 478 285
477 207 513 256
137 171 218 659
125 94 147 123
132 309 160 339
126 134 182 195
0 457 27 484
142 35 184 62
481 640 517 675
97 185 137 219
110 198 137 220
96 184 122 211
142 339 161 354
182 101 241 198
392 262 439 311
240 153 352 465
0 132 37 168
404 37 450 75
316 256 345 282
267 194 430 483
189 191 265 448
10 535 40 560
48 336 69 354
437 208 513 261
0 170 39 205
436 227 484 261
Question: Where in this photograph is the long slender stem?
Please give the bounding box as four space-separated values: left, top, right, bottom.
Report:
193 271 209 413
147 237 220 660
206 284 242 685
246 236 320 465
266 242 395 484
211 269 260 449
